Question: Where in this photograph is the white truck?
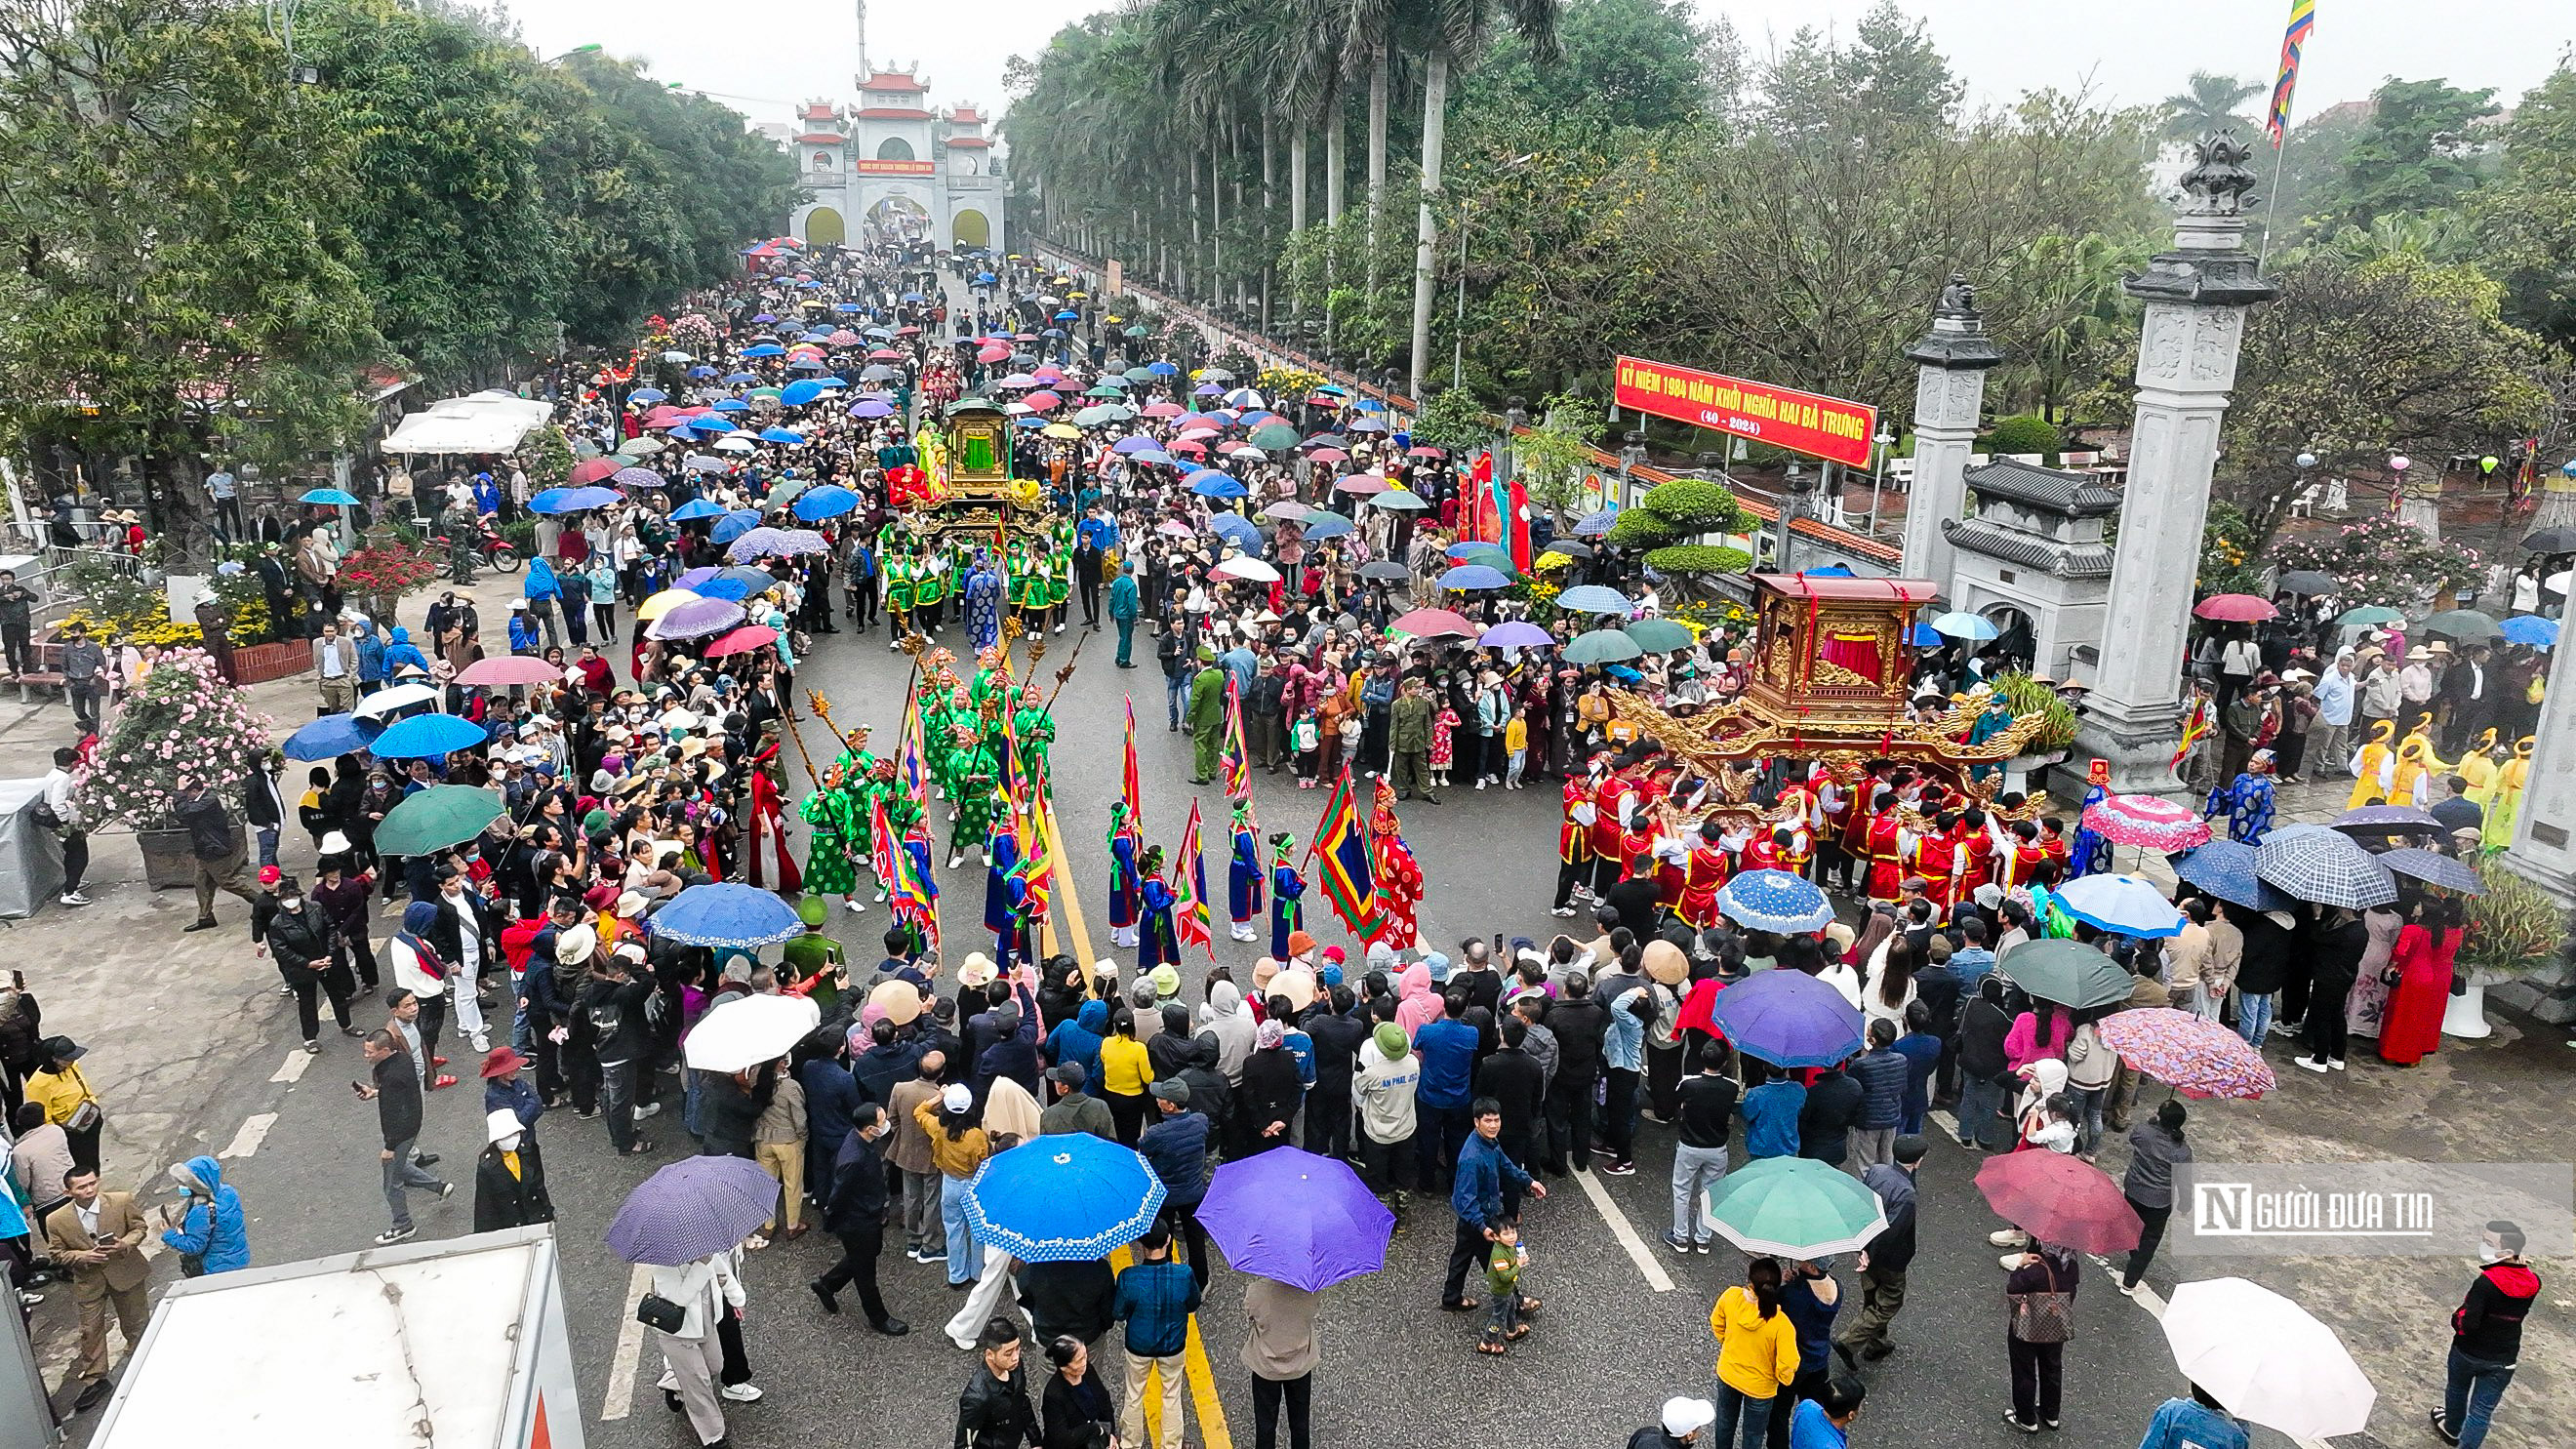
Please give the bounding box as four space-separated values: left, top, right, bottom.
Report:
90 1225 584 1449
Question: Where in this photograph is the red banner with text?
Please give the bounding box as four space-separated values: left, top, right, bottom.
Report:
1613 356 1877 468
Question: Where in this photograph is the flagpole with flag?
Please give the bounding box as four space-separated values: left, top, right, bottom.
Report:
1173 799 1217 960
1121 695 1145 831
1304 767 1380 942
2258 0 2314 264
1220 679 1251 800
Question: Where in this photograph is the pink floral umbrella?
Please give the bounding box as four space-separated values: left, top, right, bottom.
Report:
2081 793 2212 853
2097 1008 2276 1100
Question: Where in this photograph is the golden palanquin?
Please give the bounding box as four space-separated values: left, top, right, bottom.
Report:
1612 574 2053 829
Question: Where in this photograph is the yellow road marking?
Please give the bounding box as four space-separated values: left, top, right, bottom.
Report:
1105 1244 1232 1449
1041 797 1101 986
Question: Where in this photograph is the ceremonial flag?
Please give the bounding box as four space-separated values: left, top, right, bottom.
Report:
897 693 929 809
2511 437 2539 509
2266 0 2315 148
1221 679 1251 799
1011 800 1055 924
866 793 898 891
2172 694 2216 771
1504 475 1533 575
1308 768 1379 940
1173 799 1216 958
1122 695 1145 830
891 818 940 953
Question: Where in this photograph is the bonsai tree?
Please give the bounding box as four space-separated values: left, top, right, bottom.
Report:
1625 478 1757 596
75 648 271 828
1983 415 2061 456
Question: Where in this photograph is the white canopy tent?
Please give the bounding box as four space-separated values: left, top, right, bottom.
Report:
382 390 553 455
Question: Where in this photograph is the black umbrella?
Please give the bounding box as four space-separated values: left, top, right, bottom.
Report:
2274 570 2337 595
1358 560 1412 584
2520 527 2576 553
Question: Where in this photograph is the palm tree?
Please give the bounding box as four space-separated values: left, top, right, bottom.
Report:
2158 71 2261 144
1406 0 1560 397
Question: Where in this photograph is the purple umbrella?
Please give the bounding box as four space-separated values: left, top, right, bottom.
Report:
1197 1147 1395 1292
1479 621 1553 649
675 566 721 588
610 465 664 489
1708 968 1866 1067
848 400 895 418
647 595 747 640
726 526 829 562
606 1154 780 1266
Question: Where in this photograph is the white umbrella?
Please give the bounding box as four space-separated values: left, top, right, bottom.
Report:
714 435 756 453
1211 556 1281 584
681 992 822 1073
354 681 439 719
2052 873 2185 938
2160 1277 2375 1441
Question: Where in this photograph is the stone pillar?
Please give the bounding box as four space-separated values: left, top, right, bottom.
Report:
1900 276 2003 597
2073 135 2278 795
2505 632 2576 903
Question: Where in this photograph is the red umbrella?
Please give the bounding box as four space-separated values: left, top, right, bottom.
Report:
2080 794 2212 852
569 457 620 486
1023 390 1064 412
1973 1151 2143 1255
1335 472 1390 496
895 325 922 337
704 624 780 658
977 343 1011 363
1307 447 1349 463
1141 401 1184 418
867 347 905 361
1407 445 1446 459
2194 593 2278 623
1165 438 1207 456
457 655 564 687
1391 608 1477 639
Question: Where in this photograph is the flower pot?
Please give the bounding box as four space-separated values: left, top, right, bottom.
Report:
228 640 311 686
136 822 244 891
2440 976 2497 1040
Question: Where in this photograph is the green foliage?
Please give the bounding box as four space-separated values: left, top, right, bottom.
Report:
1408 388 1496 452
2195 502 2266 597
1605 509 1677 549
2475 64 2576 347
2156 72 2261 145
2461 867 2566 979
1456 0 1726 134
1513 392 1604 525
1638 478 1749 531
1981 415 2061 456
1990 670 2079 749
522 426 576 490
1642 544 1751 578
2309 78 2500 234
2271 516 2485 612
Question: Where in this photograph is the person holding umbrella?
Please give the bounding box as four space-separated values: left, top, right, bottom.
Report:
1832 1136 1926 1368
2001 1240 2080 1432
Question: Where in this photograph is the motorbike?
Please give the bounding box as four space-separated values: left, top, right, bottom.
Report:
432 519 521 577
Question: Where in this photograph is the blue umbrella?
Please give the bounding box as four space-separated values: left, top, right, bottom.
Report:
1909 622 1945 647
685 414 737 434
1209 513 1263 551
1553 584 1634 615
610 465 664 490
1571 508 1619 538
697 579 750 601
902 291 928 302
607 1155 781 1266
1803 563 1856 578
653 882 804 948
669 498 725 521
2053 873 2186 938
2500 614 2557 648
964 1135 1167 1263
528 485 619 514
1300 514 1354 541
779 380 826 406
2174 829 2297 907
710 510 761 545
1438 563 1511 591
787 357 826 371
834 301 863 313
1480 621 1553 648
282 711 382 762
741 342 786 358
685 366 716 380
707 398 749 413
1147 361 1179 376
975 271 996 284
1132 450 1174 467
1713 869 1836 933
628 387 666 403
1188 471 1248 500
1053 309 1080 322
369 711 487 759
723 371 758 384
299 487 361 506
757 427 804 445
1708 967 1865 1067
1928 610 1999 640
800 330 832 342
793 485 860 521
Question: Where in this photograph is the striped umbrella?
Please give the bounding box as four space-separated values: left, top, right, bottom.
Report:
2253 825 2398 908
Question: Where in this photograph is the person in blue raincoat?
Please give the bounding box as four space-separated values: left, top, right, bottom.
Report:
159 1155 250 1274
1136 845 1182 976
382 625 430 677
522 557 563 651
470 471 501 517
1227 799 1265 944
1268 832 1307 960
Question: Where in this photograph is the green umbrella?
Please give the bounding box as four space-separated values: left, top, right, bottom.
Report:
373 785 504 859
1563 628 1644 665
618 435 666 456
1123 324 1150 339
2422 608 2501 640
1085 383 1126 399
2335 604 2406 626
1455 543 1516 575
1997 938 2134 1009
1626 618 1695 652
766 479 807 508
1249 423 1301 451
1123 366 1159 382
1703 1157 1889 1257
746 386 783 401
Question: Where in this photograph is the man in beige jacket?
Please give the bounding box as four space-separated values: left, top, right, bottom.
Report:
43 1166 151 1412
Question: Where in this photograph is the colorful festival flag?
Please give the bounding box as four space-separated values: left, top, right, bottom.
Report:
1122 694 1145 830
1173 799 1216 958
1010 799 1055 925
2172 693 2216 771
1307 768 1379 940
1221 679 1251 800
2266 0 2315 148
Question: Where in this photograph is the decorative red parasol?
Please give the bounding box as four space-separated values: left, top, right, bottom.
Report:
2080 793 2213 853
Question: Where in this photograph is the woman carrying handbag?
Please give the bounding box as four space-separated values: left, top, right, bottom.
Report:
2002 1242 2080 1432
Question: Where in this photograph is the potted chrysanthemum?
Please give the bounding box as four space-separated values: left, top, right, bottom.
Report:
73 648 273 888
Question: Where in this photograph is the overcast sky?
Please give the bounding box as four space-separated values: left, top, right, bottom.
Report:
503 0 2574 136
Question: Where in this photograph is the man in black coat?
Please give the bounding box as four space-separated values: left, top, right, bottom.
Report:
1301 986 1371 1160
811 1103 906 1335
2299 906 2370 1073
472 1108 554 1232
1545 975 1610 1174
1604 854 1665 941
1474 1016 1548 1214
1798 1063 1866 1170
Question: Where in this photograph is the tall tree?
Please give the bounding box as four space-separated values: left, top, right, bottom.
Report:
2156 71 2261 144
2475 63 2576 347
2310 77 2500 231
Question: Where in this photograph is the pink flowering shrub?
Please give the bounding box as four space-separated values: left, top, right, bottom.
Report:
74 648 273 827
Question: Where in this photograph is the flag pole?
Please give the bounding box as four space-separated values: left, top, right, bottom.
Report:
2258 133 2290 267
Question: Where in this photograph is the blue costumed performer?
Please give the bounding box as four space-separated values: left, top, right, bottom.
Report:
2202 748 2278 843
1227 798 1265 944
1137 845 1182 976
963 549 1005 653
1268 831 1307 961
1106 800 1143 949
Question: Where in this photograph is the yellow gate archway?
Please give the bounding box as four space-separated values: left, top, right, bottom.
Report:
951 208 990 250
802 206 846 247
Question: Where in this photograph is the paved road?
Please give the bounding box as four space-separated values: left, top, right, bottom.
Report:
34 614 2324 1449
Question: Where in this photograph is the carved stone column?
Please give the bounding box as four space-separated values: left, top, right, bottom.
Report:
1900 276 2004 597
2073 135 2279 794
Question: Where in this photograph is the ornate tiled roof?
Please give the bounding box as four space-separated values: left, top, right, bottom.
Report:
1944 520 2116 578
1962 458 2122 518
